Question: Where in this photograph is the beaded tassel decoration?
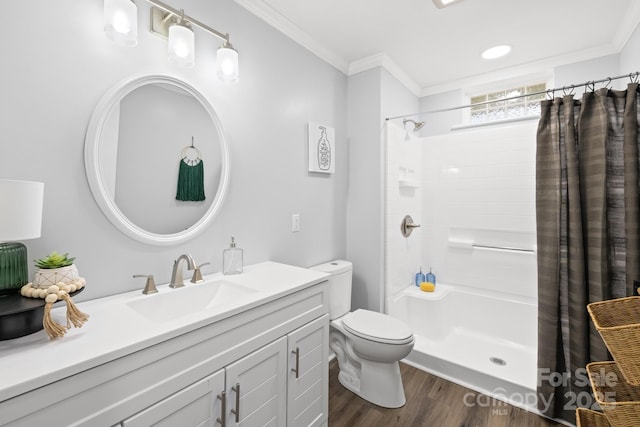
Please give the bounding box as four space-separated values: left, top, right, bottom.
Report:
20 278 89 340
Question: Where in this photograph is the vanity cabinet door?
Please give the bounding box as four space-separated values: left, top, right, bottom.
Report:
224 337 288 427
122 369 225 427
287 314 329 427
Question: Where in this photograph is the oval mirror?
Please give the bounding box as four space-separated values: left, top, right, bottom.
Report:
85 74 229 245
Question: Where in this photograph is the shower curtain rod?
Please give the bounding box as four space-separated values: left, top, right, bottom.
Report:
386 70 640 121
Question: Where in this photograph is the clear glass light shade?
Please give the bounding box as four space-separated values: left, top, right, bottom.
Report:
104 0 138 47
217 45 239 83
168 23 195 68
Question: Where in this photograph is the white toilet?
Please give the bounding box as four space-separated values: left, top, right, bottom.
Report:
311 260 414 408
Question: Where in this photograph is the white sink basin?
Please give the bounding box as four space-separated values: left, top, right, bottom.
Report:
126 280 258 323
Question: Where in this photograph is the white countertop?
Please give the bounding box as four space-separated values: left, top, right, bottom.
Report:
0 261 329 402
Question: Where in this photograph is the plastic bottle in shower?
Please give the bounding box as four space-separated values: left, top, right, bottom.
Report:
317 126 331 171
415 268 425 287
426 267 436 285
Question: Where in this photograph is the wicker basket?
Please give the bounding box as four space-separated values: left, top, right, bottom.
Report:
576 408 611 427
586 362 640 426
587 297 640 385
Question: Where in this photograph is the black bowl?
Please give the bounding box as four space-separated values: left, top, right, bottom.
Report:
0 288 84 340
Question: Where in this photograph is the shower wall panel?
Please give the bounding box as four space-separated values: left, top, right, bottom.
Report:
420 121 538 299
384 122 423 306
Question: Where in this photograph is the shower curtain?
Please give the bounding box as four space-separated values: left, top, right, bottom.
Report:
536 83 640 422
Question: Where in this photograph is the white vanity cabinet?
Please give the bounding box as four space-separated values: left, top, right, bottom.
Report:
120 314 329 427
121 338 287 427
0 270 329 427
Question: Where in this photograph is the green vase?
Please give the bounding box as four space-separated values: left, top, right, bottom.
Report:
0 242 29 293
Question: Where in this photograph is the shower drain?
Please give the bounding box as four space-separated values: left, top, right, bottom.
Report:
490 357 507 366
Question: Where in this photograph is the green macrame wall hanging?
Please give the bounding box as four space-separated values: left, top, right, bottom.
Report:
176 138 205 202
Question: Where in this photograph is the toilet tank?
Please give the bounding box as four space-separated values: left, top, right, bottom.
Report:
310 260 352 320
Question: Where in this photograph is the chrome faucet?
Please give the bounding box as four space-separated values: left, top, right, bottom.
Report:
170 254 196 288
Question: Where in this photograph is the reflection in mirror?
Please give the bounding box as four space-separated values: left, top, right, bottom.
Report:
104 84 221 234
85 75 229 245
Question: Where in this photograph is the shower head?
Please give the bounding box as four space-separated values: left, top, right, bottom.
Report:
403 118 425 132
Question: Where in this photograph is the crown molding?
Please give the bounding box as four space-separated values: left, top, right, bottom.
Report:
614 1 640 51
348 54 422 97
233 0 349 74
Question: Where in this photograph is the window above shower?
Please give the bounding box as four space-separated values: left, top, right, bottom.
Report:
468 82 547 124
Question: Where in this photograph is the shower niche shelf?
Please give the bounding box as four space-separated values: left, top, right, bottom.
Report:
399 179 421 189
398 167 420 189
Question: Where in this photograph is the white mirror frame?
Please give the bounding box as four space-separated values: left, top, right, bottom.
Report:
84 74 230 246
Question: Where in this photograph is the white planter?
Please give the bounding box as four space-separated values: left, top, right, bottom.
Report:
33 265 79 289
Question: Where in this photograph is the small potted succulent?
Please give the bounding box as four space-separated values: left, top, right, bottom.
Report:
32 251 79 289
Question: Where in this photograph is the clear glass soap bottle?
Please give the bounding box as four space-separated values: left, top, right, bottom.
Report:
223 236 243 275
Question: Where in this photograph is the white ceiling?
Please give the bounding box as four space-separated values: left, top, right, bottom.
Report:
235 0 640 96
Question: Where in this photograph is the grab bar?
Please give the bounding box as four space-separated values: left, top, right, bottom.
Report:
447 238 535 253
472 244 535 253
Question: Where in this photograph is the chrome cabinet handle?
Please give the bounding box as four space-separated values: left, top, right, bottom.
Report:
231 383 240 422
291 347 300 379
216 391 226 426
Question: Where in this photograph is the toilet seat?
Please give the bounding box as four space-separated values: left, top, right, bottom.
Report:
342 309 414 345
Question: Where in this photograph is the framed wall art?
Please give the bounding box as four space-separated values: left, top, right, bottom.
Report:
308 122 335 174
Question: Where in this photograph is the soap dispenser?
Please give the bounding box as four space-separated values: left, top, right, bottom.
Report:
223 236 243 275
426 267 436 285
415 268 425 287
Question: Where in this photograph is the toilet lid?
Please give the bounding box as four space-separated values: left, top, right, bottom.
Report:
342 309 413 345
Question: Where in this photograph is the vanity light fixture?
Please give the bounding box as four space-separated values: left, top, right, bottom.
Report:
217 40 239 83
103 0 239 81
167 10 195 68
104 0 138 46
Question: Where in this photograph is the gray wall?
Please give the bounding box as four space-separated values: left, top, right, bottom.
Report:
418 89 463 138
346 67 419 312
554 54 621 90
346 68 383 311
1 0 348 301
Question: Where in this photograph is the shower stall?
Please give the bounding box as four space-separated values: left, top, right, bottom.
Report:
384 119 540 412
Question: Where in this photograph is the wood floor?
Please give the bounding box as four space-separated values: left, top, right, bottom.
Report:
328 360 566 427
